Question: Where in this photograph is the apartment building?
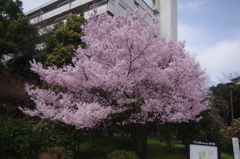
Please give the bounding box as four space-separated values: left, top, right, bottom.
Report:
25 0 177 41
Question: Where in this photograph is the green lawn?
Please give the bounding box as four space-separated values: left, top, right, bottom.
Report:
221 152 233 159
77 137 234 159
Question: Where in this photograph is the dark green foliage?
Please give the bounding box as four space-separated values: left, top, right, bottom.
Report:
0 116 45 158
3 16 39 78
80 137 187 159
54 14 85 48
0 1 35 50
33 118 92 158
183 110 223 142
156 108 224 147
43 14 86 67
0 0 39 78
5 16 38 74
0 1 39 118
80 137 128 158
0 0 23 22
220 118 240 151
231 85 240 119
108 150 140 159
0 121 232 159
0 116 92 158
210 84 240 124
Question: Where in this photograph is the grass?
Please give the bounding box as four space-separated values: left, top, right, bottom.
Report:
147 139 186 159
147 139 233 159
80 137 128 159
39 137 234 159
79 137 233 159
221 152 234 159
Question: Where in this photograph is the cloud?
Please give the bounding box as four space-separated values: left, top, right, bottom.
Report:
178 23 207 52
198 39 240 83
178 1 206 12
178 22 240 84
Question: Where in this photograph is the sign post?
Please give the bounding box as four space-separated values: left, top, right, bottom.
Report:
232 137 240 159
187 140 220 159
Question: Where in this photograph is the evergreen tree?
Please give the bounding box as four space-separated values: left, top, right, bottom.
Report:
43 14 86 67
0 0 38 77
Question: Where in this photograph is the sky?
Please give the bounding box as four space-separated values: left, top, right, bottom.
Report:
21 0 240 86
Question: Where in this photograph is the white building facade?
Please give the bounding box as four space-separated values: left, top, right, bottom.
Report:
26 0 177 41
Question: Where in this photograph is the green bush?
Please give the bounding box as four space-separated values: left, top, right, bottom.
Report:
167 109 224 145
34 118 90 158
0 116 45 159
107 150 140 159
0 116 90 158
220 118 240 151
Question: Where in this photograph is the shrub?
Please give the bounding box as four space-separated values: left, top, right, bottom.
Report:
168 109 224 145
34 118 90 157
0 116 90 158
0 116 45 158
220 118 240 151
107 150 140 159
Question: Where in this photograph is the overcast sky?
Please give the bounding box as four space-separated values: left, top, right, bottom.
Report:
21 0 240 86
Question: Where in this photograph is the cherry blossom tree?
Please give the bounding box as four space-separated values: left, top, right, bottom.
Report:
20 9 208 159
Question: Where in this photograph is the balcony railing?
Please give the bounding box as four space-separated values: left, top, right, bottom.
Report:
29 0 76 20
30 0 93 24
37 1 115 36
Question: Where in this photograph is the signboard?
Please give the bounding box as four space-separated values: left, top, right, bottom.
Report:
187 140 220 159
232 137 240 159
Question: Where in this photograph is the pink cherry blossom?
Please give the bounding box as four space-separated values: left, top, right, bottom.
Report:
21 9 208 130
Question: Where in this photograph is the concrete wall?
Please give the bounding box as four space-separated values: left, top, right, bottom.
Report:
159 0 177 41
148 0 177 41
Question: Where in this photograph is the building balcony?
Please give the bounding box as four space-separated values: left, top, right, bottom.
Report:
84 1 115 19
37 1 114 36
29 0 95 26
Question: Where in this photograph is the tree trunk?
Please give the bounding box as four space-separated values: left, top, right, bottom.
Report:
139 134 147 159
128 123 149 159
110 123 149 159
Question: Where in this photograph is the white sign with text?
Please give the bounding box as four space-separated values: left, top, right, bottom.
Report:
190 144 218 159
187 141 220 159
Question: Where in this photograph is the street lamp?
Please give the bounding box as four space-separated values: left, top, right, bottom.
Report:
226 82 236 124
